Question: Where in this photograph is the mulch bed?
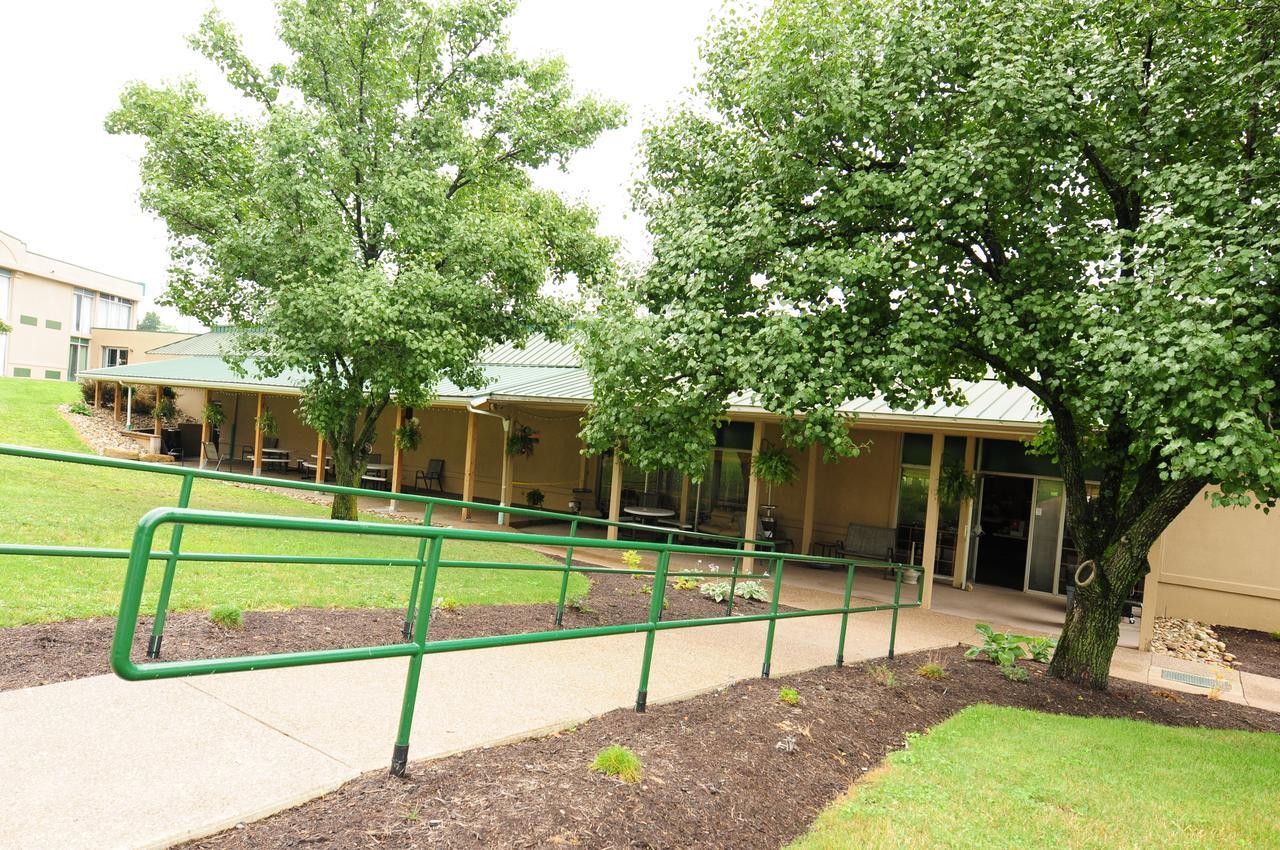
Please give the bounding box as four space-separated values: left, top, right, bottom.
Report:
1217 625 1280 679
182 645 1280 850
0 571 774 692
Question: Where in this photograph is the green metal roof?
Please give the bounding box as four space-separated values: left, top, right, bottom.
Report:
87 329 1046 429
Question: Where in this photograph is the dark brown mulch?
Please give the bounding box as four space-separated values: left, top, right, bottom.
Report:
1217 624 1280 679
0 571 774 692
182 645 1280 850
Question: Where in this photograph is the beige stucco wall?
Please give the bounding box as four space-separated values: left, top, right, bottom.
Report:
89 329 193 369
1148 490 1280 632
5 273 76 378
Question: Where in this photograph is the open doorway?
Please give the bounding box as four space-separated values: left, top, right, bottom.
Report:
972 475 1033 589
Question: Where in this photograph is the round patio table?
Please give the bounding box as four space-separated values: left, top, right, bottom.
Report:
623 506 676 522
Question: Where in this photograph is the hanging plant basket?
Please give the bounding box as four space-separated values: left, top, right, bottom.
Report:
938 461 976 504
394 416 422 452
257 408 279 438
506 423 540 457
202 402 225 428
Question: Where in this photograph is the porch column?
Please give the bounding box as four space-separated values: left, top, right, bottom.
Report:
199 388 212 468
498 418 513 526
153 386 164 439
93 380 101 409
389 405 404 512
1138 537 1166 651
678 474 691 526
800 443 819 555
920 432 945 608
606 451 623 541
953 436 977 589
461 411 478 520
742 420 765 573
314 433 326 484
252 392 265 476
114 382 122 422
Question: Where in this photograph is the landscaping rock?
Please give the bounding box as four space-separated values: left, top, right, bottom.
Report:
1150 617 1238 668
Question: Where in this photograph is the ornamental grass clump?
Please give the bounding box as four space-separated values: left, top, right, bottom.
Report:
209 603 243 630
590 745 643 784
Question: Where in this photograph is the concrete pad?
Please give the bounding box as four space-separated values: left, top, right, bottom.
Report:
0 674 354 850
1239 671 1280 713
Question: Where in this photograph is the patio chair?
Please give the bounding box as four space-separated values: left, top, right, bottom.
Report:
202 441 224 472
414 458 445 492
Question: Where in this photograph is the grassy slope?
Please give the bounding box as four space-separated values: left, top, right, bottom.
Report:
788 704 1280 850
0 377 585 626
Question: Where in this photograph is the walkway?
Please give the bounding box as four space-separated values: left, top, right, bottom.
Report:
3 564 1277 849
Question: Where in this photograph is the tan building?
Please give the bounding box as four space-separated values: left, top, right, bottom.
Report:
0 229 148 381
80 331 1280 642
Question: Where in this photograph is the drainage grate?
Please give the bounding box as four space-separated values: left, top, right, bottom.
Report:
1161 669 1231 691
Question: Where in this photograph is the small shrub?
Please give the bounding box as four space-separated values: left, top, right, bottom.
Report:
870 664 898 688
1025 636 1057 664
209 604 244 630
438 597 461 612
1269 630 1280 642
590 745 643 783
525 488 545 508
1000 663 1030 683
568 595 592 614
778 687 800 705
671 576 700 591
622 550 643 571
917 662 947 680
154 396 179 424
68 400 92 416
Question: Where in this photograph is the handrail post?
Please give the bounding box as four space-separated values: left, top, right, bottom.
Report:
888 566 904 659
727 554 741 616
760 557 785 678
402 503 435 639
553 518 578 626
634 548 670 712
391 534 443 777
147 472 195 658
835 561 856 667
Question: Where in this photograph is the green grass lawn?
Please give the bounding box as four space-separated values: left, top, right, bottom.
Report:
788 704 1280 850
0 377 585 626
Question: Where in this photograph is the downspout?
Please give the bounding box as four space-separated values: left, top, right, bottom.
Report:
125 386 133 432
467 399 512 526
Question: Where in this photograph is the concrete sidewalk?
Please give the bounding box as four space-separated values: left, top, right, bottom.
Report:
3 587 1276 850
0 601 971 850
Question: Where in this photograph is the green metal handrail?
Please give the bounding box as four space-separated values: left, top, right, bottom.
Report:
0 441 782 653
99 506 920 775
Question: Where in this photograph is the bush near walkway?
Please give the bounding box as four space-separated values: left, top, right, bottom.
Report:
0 378 584 626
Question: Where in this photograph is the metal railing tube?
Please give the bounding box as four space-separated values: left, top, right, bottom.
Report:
889 567 904 659
634 548 670 712
760 559 786 678
835 562 857 667
148 472 195 657
553 518 578 627
392 535 444 776
403 503 436 639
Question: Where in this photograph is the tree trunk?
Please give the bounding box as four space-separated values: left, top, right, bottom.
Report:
329 437 366 521
1047 558 1135 688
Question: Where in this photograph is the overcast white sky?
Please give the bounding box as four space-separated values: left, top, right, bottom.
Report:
0 1 740 330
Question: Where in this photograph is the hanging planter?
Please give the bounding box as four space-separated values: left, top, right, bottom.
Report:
506 423 540 457
938 461 976 504
154 396 179 426
525 488 545 508
257 408 279 438
202 402 225 428
751 441 798 505
394 416 422 452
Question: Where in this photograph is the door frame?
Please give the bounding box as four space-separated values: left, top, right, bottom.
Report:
1022 476 1069 597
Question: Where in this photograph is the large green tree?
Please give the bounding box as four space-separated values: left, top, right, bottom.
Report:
581 0 1279 687
108 0 622 518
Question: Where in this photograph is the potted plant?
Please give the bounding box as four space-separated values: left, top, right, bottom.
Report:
154 396 179 425
202 402 225 428
938 461 976 504
394 416 422 452
751 441 798 506
506 423 539 457
525 488 545 508
256 407 279 438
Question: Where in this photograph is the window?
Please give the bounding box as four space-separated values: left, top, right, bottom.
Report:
96 294 133 329
72 288 94 335
67 337 89 382
102 346 129 368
